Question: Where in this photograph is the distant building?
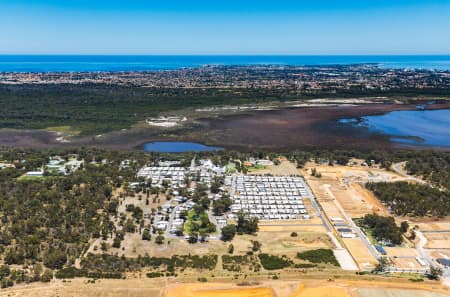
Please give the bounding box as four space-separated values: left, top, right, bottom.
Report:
256 159 274 166
437 258 450 267
0 162 15 170
375 245 387 255
25 170 44 177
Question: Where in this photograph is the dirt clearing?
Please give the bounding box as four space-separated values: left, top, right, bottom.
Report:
343 238 377 270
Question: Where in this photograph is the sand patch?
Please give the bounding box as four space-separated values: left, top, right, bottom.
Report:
291 284 348 297
166 284 274 297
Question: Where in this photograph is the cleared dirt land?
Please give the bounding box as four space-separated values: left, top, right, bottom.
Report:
2 278 449 297
403 219 450 250
423 232 450 250
303 162 403 218
357 288 449 297
300 162 406 270
343 238 378 270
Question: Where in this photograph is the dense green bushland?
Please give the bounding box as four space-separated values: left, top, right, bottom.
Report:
357 214 403 245
258 254 293 270
1 84 448 135
366 182 450 217
80 253 218 273
296 249 339 266
0 147 449 286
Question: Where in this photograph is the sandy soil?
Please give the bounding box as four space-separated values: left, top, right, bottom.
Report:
2 278 449 297
305 162 404 218
423 233 450 250
230 231 333 258
390 258 423 270
384 248 419 258
166 284 275 297
412 221 450 232
431 251 450 260
342 238 378 270
0 278 164 297
357 288 450 297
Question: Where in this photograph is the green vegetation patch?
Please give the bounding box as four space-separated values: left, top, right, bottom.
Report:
183 209 216 235
296 249 339 266
146 272 163 278
80 253 218 273
222 255 261 272
258 254 293 270
356 214 403 245
367 182 450 217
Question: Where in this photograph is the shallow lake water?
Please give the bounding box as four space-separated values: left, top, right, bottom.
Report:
143 141 223 153
338 109 450 147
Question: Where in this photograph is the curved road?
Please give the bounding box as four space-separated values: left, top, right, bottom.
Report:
391 161 426 184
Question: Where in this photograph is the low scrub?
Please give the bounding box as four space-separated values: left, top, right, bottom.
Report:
258 254 292 270
296 249 339 266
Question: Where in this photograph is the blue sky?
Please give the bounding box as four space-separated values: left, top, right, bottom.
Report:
1 0 450 54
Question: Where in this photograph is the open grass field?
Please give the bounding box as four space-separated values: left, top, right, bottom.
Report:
258 225 327 233
231 231 333 258
248 161 300 176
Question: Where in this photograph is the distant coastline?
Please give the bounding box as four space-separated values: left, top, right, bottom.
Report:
1 54 450 72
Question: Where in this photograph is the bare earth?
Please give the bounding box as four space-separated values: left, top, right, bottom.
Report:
1 278 449 297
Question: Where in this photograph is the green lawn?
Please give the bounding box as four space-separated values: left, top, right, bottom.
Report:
183 209 215 235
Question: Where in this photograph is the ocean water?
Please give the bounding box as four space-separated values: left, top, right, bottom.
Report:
143 141 223 153
339 109 450 147
1 55 450 72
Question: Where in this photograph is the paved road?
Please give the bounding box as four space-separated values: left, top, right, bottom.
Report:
190 157 196 171
415 231 434 266
207 209 223 240
165 204 183 239
302 178 331 232
391 161 426 184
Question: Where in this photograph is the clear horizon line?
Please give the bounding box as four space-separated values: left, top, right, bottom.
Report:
1 53 450 56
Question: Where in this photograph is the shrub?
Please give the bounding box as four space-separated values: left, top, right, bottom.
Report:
43 249 67 270
221 224 236 241
296 249 339 266
142 229 151 241
146 272 163 278
293 263 317 268
155 235 165 245
258 254 292 270
41 270 53 282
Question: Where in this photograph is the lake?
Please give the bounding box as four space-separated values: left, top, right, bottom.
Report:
143 141 223 153
338 109 450 147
